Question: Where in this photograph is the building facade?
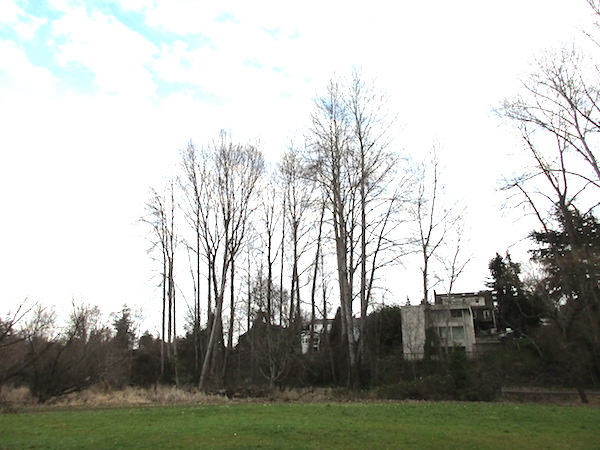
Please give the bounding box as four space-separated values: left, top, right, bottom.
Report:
402 291 497 360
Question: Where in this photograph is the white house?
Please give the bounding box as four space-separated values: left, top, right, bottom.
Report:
300 318 334 354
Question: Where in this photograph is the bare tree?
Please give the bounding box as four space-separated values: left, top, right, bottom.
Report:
497 43 600 402
27 302 112 402
410 148 463 304
0 300 37 391
179 141 204 379
438 218 471 294
308 198 326 353
243 277 293 394
307 71 405 386
257 174 282 324
143 182 178 383
279 146 315 325
345 71 407 359
197 132 264 391
309 76 359 385
499 48 600 220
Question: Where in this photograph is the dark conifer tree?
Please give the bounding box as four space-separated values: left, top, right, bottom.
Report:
487 253 542 334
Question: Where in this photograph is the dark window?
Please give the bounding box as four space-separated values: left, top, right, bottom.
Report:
452 326 465 341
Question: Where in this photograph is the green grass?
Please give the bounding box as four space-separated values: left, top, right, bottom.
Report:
0 402 598 449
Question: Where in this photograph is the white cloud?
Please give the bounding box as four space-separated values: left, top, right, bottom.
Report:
0 0 25 23
115 0 153 13
143 0 227 35
0 0 47 39
52 7 158 97
0 39 57 95
46 0 83 12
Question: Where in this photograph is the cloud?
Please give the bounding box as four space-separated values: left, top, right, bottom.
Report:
0 0 26 23
0 39 57 95
0 0 47 39
143 0 227 35
51 6 158 97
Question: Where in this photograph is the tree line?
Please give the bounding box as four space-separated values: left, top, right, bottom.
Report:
140 70 471 391
2 2 600 402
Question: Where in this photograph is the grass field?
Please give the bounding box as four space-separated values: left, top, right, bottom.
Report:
0 401 598 449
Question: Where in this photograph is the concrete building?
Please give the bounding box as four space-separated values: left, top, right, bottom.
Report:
401 305 427 360
434 291 496 335
401 291 498 360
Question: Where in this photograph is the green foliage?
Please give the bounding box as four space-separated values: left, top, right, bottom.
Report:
375 350 502 402
375 375 453 401
364 306 402 355
130 332 162 387
362 306 403 385
111 305 135 351
1 402 598 448
531 208 600 311
448 349 469 391
487 253 543 333
531 207 600 389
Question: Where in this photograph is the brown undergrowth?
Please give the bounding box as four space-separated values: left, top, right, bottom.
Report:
1 384 597 412
0 385 352 410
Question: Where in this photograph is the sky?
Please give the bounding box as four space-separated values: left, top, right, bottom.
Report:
0 0 595 333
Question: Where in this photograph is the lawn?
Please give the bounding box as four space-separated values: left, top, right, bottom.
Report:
0 401 598 449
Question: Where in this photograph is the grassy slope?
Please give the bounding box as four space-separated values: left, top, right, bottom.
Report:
0 402 598 449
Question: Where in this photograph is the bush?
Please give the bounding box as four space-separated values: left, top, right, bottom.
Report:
375 352 502 402
375 375 452 401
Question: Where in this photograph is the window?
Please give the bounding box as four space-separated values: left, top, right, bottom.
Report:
437 327 448 340
451 326 465 341
451 309 463 318
437 326 465 345
483 310 490 319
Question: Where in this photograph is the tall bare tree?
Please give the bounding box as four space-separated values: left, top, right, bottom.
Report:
179 141 204 379
410 148 463 304
197 132 264 391
309 76 358 384
143 182 177 383
345 71 406 358
257 175 282 324
499 47 600 223
439 218 471 295
308 198 326 353
279 146 314 325
307 71 404 386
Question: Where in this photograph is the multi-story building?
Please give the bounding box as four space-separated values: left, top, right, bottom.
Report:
401 291 498 360
434 291 496 335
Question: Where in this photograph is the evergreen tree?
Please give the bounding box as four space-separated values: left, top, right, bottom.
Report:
112 305 135 351
487 253 542 333
530 208 600 312
530 207 600 387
